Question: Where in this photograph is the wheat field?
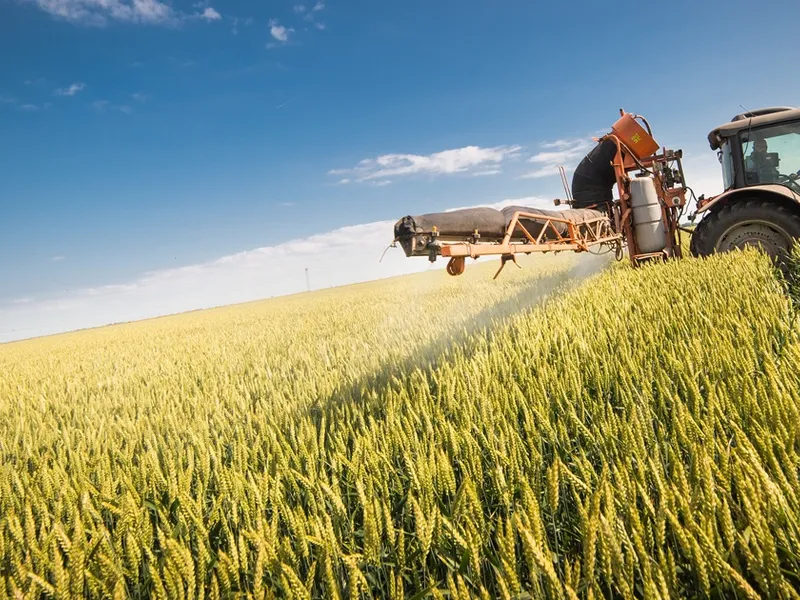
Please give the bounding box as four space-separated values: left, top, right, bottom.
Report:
1 250 799 599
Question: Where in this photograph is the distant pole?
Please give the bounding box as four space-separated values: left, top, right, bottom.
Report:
305 268 311 292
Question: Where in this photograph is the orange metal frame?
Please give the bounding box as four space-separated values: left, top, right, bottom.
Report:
602 130 687 266
428 111 689 277
441 211 621 278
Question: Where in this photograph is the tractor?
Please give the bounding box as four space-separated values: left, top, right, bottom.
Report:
690 106 800 261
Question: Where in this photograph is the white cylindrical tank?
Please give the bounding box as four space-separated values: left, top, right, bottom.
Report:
629 176 667 254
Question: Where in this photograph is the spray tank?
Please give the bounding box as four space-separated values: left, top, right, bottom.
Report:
629 177 667 253
571 113 668 255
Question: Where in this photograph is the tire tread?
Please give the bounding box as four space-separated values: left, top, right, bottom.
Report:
690 198 800 257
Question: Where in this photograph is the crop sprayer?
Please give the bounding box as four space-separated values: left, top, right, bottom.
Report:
392 107 800 278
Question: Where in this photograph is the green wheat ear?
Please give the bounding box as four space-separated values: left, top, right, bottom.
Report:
1 250 799 598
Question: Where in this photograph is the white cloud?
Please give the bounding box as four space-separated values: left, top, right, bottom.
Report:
0 195 559 343
52 255 66 262
54 82 86 96
24 77 47 86
25 0 177 25
520 138 593 179
92 100 131 114
131 92 148 102
294 4 306 12
302 1 323 23
269 19 293 42
314 21 326 30
337 178 351 185
200 6 220 20
0 94 18 104
278 202 296 207
16 102 51 111
231 16 252 35
447 195 555 213
25 0 222 26
331 145 523 183
131 0 172 22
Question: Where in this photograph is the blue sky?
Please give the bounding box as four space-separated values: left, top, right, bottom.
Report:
2 0 800 341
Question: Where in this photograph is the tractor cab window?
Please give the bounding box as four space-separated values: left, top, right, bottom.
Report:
740 121 800 193
719 142 734 190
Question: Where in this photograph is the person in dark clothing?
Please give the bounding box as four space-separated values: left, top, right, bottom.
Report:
744 137 780 184
570 138 618 210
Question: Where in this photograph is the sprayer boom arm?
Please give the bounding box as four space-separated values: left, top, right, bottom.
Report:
440 211 618 258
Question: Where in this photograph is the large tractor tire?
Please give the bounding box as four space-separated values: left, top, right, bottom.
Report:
690 198 800 265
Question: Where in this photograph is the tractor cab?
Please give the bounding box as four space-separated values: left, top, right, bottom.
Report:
708 107 800 194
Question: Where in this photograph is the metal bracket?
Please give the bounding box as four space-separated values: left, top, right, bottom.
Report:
493 253 521 280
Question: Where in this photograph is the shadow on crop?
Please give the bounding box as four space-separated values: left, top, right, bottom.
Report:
303 254 611 423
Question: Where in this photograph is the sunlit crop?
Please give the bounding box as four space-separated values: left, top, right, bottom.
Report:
1 250 798 599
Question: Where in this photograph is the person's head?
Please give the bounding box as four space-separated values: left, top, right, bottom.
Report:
753 138 768 153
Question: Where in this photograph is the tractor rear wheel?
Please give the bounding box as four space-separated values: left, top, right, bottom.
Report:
690 199 800 265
